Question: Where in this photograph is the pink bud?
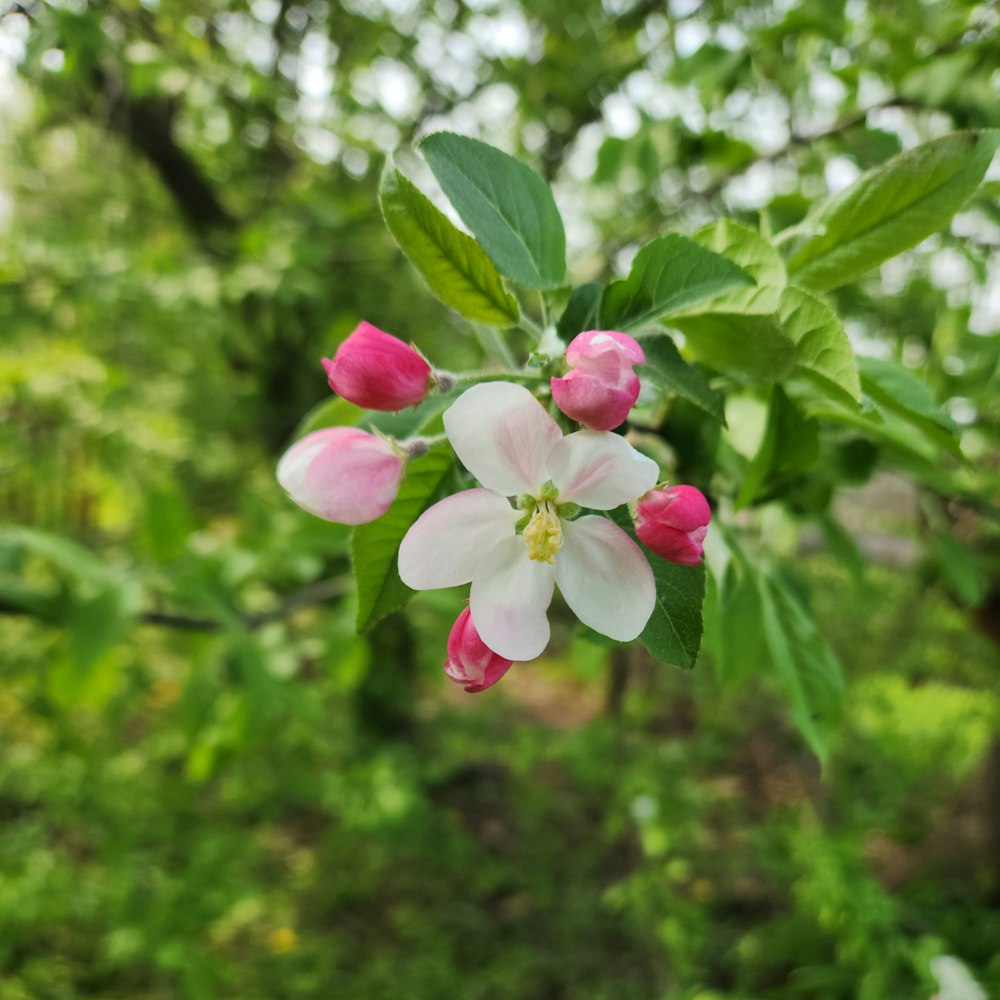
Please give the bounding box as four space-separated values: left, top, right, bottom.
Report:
444 606 514 693
323 321 432 411
565 330 645 369
551 330 645 431
276 427 403 525
634 485 711 566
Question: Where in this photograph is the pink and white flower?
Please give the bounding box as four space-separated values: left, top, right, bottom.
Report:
323 321 432 411
634 484 711 566
444 606 514 693
551 330 645 431
398 382 659 661
276 426 404 525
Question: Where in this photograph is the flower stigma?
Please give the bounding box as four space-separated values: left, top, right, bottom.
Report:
522 500 563 563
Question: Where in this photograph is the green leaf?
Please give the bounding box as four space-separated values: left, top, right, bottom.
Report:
756 568 845 764
815 513 866 586
667 313 797 380
352 443 454 632
805 401 945 465
934 534 984 609
736 387 819 509
379 162 520 326
902 48 978 107
365 393 460 437
601 233 755 332
641 334 725 424
420 132 566 290
47 640 124 708
295 396 363 437
608 508 705 669
703 562 769 691
786 130 1000 291
858 356 960 455
0 525 115 584
735 392 778 509
68 585 130 671
778 286 861 405
557 282 603 342
231 633 284 731
640 555 707 670
0 526 137 705
675 219 787 316
0 579 63 621
139 487 195 564
716 527 845 760
295 391 457 440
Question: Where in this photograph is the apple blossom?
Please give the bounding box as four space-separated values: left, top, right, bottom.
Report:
397 382 659 661
444 605 514 692
551 329 645 431
323 321 432 410
276 426 404 525
634 485 711 566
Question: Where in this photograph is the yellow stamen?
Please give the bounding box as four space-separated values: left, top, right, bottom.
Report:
522 501 563 563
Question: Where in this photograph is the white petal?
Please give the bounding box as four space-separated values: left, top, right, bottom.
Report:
398 489 518 590
546 431 659 509
444 382 562 495
555 516 654 641
470 535 555 660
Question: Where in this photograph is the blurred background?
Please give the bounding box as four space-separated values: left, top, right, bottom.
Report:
1 0 999 997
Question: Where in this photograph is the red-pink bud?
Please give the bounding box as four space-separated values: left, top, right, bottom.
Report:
634 485 711 566
551 330 645 431
323 321 432 411
276 427 403 525
444 606 514 693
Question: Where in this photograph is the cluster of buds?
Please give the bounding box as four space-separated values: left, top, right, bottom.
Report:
278 322 438 524
276 319 711 693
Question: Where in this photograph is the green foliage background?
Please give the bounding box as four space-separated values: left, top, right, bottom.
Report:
1 0 999 997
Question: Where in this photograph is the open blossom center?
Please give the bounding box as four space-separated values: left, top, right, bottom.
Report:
396 382 660 662
522 500 562 564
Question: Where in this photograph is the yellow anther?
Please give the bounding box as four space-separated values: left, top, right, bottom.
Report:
522 501 563 563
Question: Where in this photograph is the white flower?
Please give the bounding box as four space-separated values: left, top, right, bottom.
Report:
397 382 658 660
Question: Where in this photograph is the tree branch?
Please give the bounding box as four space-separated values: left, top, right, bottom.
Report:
1 577 347 633
95 66 238 242
140 577 347 631
12 0 238 243
674 95 928 215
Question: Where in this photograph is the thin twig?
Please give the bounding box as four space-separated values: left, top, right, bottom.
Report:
1 578 347 634
139 610 221 632
674 96 927 214
139 577 347 632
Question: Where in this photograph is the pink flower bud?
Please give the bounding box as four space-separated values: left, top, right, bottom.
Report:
551 330 646 431
444 606 514 693
276 427 404 525
322 321 432 411
634 485 711 566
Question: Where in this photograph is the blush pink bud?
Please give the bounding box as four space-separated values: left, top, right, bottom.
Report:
634 485 711 566
276 427 404 525
323 321 432 410
444 606 514 693
551 330 646 431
